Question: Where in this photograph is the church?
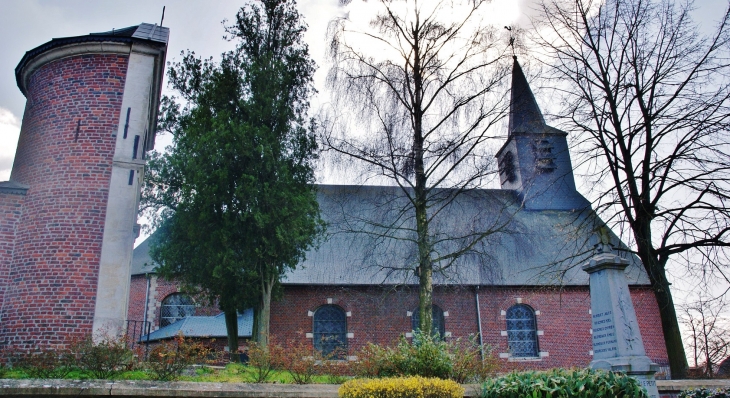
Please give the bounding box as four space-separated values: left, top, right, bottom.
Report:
128 60 669 373
0 23 668 374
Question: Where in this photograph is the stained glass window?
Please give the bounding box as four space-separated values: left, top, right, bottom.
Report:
506 304 539 357
160 293 195 327
313 305 347 359
411 304 445 340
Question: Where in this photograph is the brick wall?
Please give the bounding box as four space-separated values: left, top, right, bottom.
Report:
1 53 128 349
127 279 669 371
269 285 669 371
0 192 25 315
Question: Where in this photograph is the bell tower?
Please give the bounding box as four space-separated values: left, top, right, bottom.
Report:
496 58 590 211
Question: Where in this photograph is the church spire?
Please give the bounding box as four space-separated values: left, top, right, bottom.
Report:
508 57 546 135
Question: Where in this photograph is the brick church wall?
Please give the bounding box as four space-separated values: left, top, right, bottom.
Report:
128 278 668 372
1 53 128 348
270 285 669 371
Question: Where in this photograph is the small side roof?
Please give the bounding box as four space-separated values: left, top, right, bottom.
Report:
141 309 254 343
0 181 29 195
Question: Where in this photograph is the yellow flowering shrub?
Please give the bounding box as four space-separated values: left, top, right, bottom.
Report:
339 376 464 398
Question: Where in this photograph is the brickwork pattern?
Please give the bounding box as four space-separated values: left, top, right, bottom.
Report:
1 53 129 348
127 279 669 372
269 285 669 371
127 275 149 326
0 193 25 315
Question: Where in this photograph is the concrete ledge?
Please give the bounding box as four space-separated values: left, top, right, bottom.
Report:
0 379 727 398
656 379 730 393
0 379 341 398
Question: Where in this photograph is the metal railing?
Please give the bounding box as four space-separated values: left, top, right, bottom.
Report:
126 319 151 360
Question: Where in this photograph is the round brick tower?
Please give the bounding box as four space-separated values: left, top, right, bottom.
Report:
0 24 168 348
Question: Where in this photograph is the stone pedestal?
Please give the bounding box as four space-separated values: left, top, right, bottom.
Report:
583 251 659 398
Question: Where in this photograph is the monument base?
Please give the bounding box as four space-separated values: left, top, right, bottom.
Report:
591 356 659 398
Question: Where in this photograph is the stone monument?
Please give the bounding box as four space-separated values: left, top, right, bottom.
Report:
583 237 660 398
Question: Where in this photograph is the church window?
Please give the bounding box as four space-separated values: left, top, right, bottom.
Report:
506 304 539 357
411 304 446 340
313 305 347 359
160 293 195 327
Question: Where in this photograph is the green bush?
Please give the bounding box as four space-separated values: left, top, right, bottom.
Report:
70 334 134 379
481 368 649 398
340 376 463 398
146 334 211 381
680 388 730 398
351 332 497 382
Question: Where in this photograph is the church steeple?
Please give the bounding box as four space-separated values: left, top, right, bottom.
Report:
495 56 590 211
509 57 546 136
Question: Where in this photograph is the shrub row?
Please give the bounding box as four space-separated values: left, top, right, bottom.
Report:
246 331 498 384
351 332 497 383
481 368 649 398
5 333 210 381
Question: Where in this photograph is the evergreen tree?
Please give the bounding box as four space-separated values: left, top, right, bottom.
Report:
143 0 322 352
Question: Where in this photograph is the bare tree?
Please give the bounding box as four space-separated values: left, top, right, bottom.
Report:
323 0 512 335
534 0 730 378
682 294 730 378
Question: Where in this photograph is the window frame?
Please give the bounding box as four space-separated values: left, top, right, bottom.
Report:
312 304 348 359
159 293 196 328
505 303 539 358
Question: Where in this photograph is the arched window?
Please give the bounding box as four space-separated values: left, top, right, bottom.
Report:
506 304 539 358
411 304 445 340
160 293 195 327
313 305 347 359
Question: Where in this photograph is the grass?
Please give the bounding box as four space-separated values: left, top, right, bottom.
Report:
0 363 350 384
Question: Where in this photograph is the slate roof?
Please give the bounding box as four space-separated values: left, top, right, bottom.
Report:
133 184 649 287
16 23 169 95
508 57 547 136
141 309 254 342
131 234 156 275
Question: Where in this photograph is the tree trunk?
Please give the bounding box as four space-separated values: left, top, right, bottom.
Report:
653 279 688 379
639 247 688 379
415 174 432 336
223 308 239 361
256 274 275 348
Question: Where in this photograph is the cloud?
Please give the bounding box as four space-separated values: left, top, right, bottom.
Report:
0 107 21 181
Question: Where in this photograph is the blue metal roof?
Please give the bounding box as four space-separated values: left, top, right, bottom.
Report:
141 309 253 342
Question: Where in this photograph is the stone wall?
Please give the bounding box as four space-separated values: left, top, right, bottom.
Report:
0 379 725 397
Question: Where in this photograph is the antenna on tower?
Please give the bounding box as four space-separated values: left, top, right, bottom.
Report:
160 6 166 27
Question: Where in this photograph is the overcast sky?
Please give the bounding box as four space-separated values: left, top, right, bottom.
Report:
0 0 537 181
1 0 724 180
